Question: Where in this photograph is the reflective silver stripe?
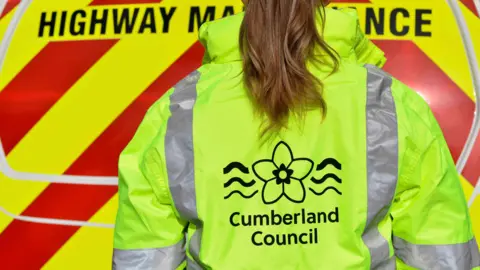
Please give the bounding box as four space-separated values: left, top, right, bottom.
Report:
112 240 186 270
394 236 480 269
375 255 397 269
364 64 399 269
187 256 204 270
165 70 203 269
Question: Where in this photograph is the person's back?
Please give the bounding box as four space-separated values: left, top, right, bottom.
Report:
112 1 480 269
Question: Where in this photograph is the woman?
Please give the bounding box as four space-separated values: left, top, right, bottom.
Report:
112 0 480 269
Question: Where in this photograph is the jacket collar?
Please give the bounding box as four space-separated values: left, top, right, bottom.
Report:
199 9 375 64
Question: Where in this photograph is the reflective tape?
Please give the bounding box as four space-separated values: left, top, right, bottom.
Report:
394 236 480 269
165 70 203 269
363 64 399 269
112 240 186 270
187 256 204 270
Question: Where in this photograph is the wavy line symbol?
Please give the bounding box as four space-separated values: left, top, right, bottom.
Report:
224 190 258 200
309 187 342 196
316 158 342 171
310 158 342 197
223 161 258 200
311 173 342 184
224 177 256 188
223 162 249 174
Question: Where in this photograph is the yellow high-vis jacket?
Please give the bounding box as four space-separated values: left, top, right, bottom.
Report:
113 8 480 270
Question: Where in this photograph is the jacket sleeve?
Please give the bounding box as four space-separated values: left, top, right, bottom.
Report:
113 97 188 270
391 81 480 269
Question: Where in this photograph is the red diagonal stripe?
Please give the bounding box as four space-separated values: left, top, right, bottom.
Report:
0 0 20 19
0 42 204 270
0 40 117 155
460 0 479 17
375 40 479 186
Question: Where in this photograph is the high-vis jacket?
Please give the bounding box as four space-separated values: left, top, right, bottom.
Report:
112 8 480 270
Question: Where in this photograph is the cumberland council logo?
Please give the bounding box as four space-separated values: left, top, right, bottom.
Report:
223 142 342 204
222 142 343 247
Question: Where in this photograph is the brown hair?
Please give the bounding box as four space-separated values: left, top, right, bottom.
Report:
240 0 339 135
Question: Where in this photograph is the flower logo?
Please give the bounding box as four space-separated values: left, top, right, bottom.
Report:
252 142 314 204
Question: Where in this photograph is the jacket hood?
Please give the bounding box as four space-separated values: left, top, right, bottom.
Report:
199 8 386 67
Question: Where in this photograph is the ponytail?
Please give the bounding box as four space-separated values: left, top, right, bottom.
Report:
240 0 339 135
